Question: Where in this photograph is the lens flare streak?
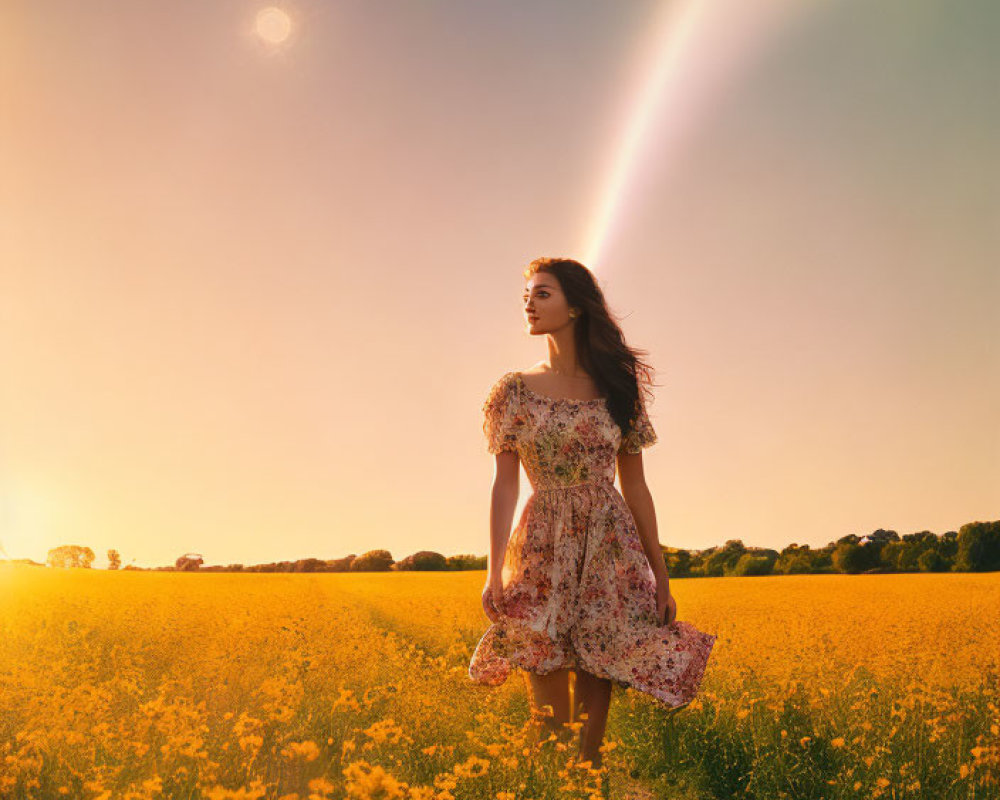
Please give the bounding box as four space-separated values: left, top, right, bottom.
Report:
584 0 814 271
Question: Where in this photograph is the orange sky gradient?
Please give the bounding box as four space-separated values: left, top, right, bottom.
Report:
2 0 997 568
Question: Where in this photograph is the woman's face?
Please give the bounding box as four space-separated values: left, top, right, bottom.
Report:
523 274 573 334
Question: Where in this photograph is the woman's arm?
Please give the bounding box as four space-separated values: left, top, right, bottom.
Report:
488 450 520 592
618 452 670 589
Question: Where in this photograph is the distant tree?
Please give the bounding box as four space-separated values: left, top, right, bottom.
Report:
175 553 204 571
446 553 487 571
730 553 773 576
898 545 924 572
811 548 836 572
296 558 327 572
918 549 947 572
878 541 904 570
903 530 936 546
955 521 1000 572
833 542 870 574
396 551 448 571
701 552 726 577
47 545 95 569
351 549 394 572
774 544 811 574
327 555 356 572
866 529 900 545
663 548 692 578
785 554 813 574
939 531 959 563
107 549 121 570
704 540 745 576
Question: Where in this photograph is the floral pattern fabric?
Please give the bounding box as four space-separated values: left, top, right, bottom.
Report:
468 371 716 708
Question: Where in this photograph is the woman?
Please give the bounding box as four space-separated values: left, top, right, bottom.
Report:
468 257 716 769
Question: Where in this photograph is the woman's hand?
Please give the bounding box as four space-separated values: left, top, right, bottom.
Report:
482 581 505 623
656 579 677 625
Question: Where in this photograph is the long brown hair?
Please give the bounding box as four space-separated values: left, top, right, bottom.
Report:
523 257 657 441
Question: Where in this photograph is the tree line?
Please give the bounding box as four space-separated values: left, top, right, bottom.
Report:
666 520 999 577
9 519 998 574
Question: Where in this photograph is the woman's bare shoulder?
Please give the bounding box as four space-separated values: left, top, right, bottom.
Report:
520 362 548 376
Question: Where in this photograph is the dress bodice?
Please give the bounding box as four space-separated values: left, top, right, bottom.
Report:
482 371 657 491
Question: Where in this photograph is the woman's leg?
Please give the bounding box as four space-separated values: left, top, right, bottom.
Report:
525 667 572 735
574 667 613 767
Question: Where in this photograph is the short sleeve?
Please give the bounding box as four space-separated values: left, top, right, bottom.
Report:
618 393 657 455
483 372 521 455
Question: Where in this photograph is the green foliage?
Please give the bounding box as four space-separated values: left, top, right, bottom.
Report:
351 549 395 572
396 551 449 571
955 521 1000 571
832 542 868 574
446 554 488 571
730 553 774 576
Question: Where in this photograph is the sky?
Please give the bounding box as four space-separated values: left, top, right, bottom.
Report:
2 0 997 569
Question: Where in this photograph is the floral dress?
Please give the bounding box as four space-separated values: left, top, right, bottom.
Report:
468 371 716 708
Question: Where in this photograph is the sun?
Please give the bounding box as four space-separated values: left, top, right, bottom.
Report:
255 7 292 45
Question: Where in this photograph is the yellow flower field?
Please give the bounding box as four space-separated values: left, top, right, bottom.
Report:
1 564 998 799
